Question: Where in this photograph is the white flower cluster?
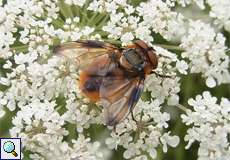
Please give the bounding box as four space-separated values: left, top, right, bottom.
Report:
0 0 103 158
106 99 179 159
62 89 104 133
9 99 103 160
180 20 230 88
136 0 186 41
146 46 183 104
10 100 68 143
175 0 205 9
207 0 230 32
0 0 229 159
174 0 230 32
102 0 186 45
1 56 65 111
0 5 16 58
1 54 102 160
88 0 129 13
0 53 103 158
27 134 103 160
182 91 230 160
0 0 59 59
56 17 95 42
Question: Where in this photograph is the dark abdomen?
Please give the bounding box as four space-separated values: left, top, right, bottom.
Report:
79 55 110 102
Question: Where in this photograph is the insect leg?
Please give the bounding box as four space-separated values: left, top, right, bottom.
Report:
131 110 138 123
151 71 172 78
113 125 117 133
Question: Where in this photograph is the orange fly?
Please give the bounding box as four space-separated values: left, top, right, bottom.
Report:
54 40 158 126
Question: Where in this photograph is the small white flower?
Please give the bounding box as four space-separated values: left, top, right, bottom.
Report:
0 109 5 118
176 60 188 75
3 60 12 69
206 76 216 88
120 32 134 45
65 0 86 6
0 77 10 86
160 132 180 152
167 94 179 106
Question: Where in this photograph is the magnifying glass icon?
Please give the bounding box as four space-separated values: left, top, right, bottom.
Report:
3 141 18 157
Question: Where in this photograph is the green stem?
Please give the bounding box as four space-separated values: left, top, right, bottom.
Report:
96 14 109 29
101 39 121 45
226 48 230 56
81 12 90 26
94 30 108 36
59 0 74 19
93 13 107 26
72 5 80 17
83 0 91 11
154 44 184 51
67 123 77 142
88 12 100 26
11 45 28 52
176 104 189 113
52 18 65 28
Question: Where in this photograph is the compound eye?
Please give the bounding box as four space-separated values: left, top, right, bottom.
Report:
134 40 158 69
119 55 133 70
123 49 144 66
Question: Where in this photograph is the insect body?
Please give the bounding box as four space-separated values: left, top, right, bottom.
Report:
54 40 158 126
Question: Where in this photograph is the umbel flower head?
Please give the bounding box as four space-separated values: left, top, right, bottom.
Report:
182 91 230 160
0 0 229 160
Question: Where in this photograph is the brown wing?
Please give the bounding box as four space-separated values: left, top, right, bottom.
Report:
79 54 117 102
100 67 144 126
53 40 118 69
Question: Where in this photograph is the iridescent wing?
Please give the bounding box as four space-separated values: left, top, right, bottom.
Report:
100 67 144 126
53 40 118 69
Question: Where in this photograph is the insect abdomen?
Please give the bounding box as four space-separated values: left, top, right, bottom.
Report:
84 77 102 92
79 72 102 102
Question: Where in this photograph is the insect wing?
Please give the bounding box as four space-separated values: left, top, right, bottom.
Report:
79 54 117 101
100 68 144 126
53 40 118 69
